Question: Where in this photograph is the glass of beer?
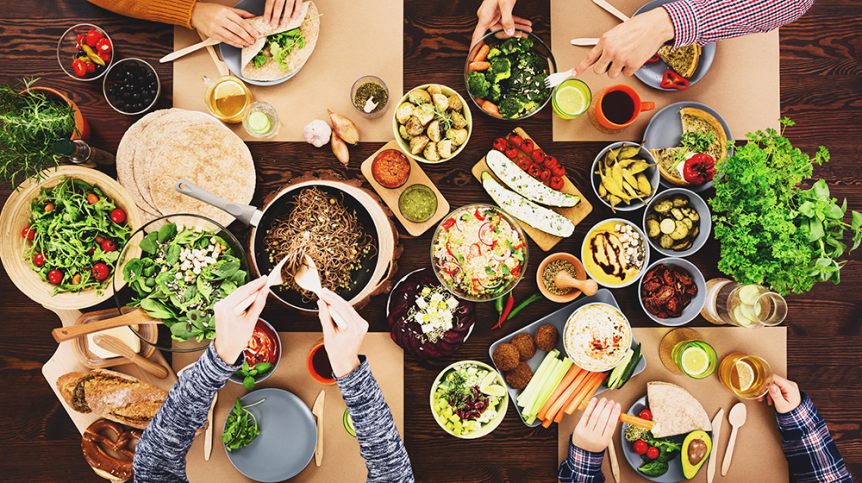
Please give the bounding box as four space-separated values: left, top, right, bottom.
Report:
719 352 773 399
203 75 253 123
671 340 717 379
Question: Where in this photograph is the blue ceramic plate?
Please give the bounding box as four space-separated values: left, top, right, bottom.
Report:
224 388 317 482
633 0 716 92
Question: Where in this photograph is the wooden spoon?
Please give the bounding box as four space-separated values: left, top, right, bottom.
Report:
555 271 598 296
52 308 161 343
93 334 168 379
295 255 347 329
159 37 222 63
721 403 747 476
607 440 620 483
592 0 630 22
571 38 600 46
234 256 290 315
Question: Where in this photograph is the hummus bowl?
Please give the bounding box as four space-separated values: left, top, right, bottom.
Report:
564 303 633 372
581 218 650 288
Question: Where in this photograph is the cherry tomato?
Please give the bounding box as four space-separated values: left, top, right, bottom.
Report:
99 51 112 63
639 409 653 421
48 269 63 285
96 37 112 53
633 439 648 455
72 273 82 285
544 155 558 168
553 165 566 177
531 149 545 163
87 193 99 204
521 138 535 154
539 167 551 182
646 446 659 460
22 226 35 240
85 30 101 47
507 134 523 147
86 62 96 74
33 253 45 267
95 235 105 243
110 208 126 224
504 146 519 160
45 203 55 212
549 176 564 191
101 239 117 252
72 58 88 77
92 263 110 281
527 164 542 178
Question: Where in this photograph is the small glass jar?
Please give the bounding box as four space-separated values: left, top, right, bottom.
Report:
351 75 390 119
242 101 279 138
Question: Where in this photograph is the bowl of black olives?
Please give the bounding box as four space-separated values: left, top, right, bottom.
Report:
103 58 160 115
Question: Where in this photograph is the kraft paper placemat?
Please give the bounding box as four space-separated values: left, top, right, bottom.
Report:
558 327 789 482
173 0 403 142
174 332 404 483
550 0 780 142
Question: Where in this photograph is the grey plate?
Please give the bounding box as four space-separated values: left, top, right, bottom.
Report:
224 388 317 482
488 289 647 427
219 0 306 86
643 101 734 193
620 395 713 483
637 258 706 326
633 0 716 91
643 188 711 258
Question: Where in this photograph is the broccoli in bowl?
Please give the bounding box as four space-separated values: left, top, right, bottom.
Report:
465 34 555 120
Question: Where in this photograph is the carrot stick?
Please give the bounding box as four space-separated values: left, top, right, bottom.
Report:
620 413 655 430
577 373 608 411
482 100 500 117
543 369 588 422
474 44 491 63
554 405 566 423
469 61 491 72
470 40 486 62
537 366 583 421
563 372 600 415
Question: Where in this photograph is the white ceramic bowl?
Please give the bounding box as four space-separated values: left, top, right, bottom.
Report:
563 302 633 372
393 84 472 164
591 142 660 212
430 360 508 439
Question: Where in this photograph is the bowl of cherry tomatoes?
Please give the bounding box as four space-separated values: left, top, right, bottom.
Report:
57 24 114 82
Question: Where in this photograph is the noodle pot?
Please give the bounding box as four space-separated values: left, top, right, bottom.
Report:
175 178 397 312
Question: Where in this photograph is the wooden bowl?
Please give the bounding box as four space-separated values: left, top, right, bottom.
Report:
536 252 590 303
0 166 142 310
71 307 158 369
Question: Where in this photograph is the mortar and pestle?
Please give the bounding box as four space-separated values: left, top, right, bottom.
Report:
536 253 598 303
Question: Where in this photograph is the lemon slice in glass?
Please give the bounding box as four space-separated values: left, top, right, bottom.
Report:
555 85 587 116
734 360 756 392
681 346 710 376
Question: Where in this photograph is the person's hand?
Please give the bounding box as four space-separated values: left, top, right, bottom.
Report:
317 289 368 378
572 397 621 453
191 2 260 48
213 276 269 364
757 374 802 414
574 7 675 79
470 0 533 49
264 0 304 29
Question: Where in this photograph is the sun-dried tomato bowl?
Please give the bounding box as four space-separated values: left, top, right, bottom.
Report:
637 258 706 326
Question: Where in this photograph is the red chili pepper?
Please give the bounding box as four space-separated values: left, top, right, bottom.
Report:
446 240 456 258
441 218 456 232
507 134 523 147
682 153 716 184
660 70 689 90
504 145 519 159
512 242 525 250
646 53 660 63
492 137 508 152
549 176 564 190
492 295 515 330
521 139 535 154
490 240 497 251
527 164 542 178
474 208 485 221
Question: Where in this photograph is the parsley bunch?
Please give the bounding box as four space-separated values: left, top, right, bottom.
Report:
710 118 862 295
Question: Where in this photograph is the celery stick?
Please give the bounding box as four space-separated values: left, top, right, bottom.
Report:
529 358 573 419
517 350 559 407
522 359 559 419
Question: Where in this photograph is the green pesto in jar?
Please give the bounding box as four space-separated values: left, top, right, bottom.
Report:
354 82 388 113
398 185 437 223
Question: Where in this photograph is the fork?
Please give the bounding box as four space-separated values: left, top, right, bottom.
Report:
544 68 578 89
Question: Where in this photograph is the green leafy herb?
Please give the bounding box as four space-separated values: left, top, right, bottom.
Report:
671 131 715 169
638 460 669 477
710 118 862 294
265 28 305 70
252 54 268 68
0 78 79 187
222 397 265 451
233 360 275 390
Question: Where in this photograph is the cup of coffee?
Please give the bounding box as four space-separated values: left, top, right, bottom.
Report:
307 339 336 385
588 84 655 133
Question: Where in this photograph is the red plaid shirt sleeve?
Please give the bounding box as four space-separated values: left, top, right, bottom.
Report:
558 439 606 483
662 0 815 49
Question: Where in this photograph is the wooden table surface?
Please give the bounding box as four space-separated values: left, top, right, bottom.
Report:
2 1 861 482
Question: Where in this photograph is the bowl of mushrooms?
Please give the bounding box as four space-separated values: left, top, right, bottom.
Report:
393 84 472 164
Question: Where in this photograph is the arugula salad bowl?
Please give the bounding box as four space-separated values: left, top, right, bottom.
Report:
113 213 249 353
0 166 142 311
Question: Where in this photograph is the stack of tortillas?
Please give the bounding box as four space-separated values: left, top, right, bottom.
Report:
646 381 713 437
116 109 255 227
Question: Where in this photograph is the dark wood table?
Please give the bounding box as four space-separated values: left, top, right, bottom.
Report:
2 1 861 481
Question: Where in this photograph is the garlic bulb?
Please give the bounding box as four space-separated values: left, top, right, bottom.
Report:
303 119 332 148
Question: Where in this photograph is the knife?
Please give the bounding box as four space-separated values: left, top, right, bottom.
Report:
707 408 724 483
204 392 218 461
312 390 325 467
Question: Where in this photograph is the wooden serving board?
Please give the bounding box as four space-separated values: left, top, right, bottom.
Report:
471 127 593 251
360 141 450 237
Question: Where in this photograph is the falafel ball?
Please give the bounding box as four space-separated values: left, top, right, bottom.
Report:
535 324 559 352
505 362 533 390
511 333 537 361
492 343 520 371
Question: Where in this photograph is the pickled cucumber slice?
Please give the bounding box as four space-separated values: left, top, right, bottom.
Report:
647 219 661 238
660 218 676 235
738 285 761 305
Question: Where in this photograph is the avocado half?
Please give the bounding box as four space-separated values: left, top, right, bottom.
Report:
682 430 712 479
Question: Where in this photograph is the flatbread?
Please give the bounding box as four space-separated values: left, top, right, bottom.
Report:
117 109 171 215
647 381 712 438
241 1 320 82
149 123 255 227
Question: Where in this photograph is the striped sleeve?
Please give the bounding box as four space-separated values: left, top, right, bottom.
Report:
134 342 240 483
337 356 415 483
558 438 606 483
87 0 198 29
775 393 853 483
662 0 815 49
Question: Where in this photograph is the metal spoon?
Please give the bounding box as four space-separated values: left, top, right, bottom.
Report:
721 403 747 476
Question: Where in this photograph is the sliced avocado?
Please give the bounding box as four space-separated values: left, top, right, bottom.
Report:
682 430 712 479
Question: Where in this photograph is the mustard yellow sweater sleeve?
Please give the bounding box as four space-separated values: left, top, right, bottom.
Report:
87 0 198 29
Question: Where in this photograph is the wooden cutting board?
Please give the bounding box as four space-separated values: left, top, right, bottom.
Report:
471 127 593 251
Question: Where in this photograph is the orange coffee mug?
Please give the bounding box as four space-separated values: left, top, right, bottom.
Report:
307 339 336 385
589 84 655 133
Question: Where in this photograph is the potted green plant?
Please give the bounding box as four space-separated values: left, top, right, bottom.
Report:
0 78 90 187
